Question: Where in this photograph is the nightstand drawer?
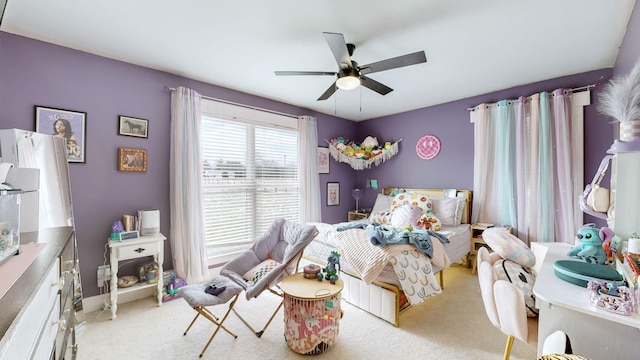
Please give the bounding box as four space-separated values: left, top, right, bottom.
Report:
113 242 160 260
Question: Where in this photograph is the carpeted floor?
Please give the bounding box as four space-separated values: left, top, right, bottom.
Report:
76 263 538 359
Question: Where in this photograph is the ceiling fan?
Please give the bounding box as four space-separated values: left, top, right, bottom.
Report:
275 32 427 101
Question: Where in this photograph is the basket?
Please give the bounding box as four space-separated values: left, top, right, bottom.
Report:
587 280 635 316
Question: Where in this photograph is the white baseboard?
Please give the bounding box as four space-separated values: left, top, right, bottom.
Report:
82 287 156 313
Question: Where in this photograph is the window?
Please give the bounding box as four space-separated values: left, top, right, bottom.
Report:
201 100 300 264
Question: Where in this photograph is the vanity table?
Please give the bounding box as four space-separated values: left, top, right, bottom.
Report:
532 242 640 359
108 233 166 319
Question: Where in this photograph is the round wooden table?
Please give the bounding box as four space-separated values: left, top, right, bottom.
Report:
279 272 344 354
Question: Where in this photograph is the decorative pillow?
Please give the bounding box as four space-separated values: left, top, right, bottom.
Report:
390 204 423 228
431 197 459 226
416 213 442 231
493 258 538 317
391 192 434 215
369 210 392 225
483 228 536 268
242 259 279 284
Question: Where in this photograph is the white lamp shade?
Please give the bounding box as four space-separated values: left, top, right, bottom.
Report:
336 75 360 90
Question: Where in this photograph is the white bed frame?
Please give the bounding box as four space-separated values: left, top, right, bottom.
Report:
303 188 473 327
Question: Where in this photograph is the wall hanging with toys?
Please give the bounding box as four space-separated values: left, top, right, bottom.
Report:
327 136 401 170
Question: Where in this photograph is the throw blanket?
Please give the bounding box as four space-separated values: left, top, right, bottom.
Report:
391 250 442 304
337 228 446 305
337 222 449 259
336 228 450 284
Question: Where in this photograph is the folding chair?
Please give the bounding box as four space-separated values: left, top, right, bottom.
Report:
220 218 318 338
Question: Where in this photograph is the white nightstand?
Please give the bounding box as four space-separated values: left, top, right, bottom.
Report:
108 233 166 319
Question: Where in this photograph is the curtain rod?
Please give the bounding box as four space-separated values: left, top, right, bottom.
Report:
465 83 598 111
165 86 300 119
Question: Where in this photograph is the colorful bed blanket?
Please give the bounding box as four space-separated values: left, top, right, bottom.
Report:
336 228 448 305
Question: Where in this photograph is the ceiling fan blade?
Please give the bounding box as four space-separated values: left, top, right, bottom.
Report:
275 70 337 76
359 76 393 96
359 51 427 75
323 32 353 69
317 82 338 101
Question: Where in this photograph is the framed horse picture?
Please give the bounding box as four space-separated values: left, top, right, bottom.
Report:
118 115 148 138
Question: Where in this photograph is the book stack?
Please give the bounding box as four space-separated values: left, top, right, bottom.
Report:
122 214 137 232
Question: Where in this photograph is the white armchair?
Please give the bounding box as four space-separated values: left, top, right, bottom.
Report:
477 246 538 360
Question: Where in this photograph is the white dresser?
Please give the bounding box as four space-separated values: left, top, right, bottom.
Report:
0 227 79 360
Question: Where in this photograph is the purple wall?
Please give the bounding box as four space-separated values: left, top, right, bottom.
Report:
0 32 354 297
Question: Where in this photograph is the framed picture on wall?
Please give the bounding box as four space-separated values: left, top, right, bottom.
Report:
318 147 330 174
118 147 147 172
118 115 149 138
327 182 339 206
34 105 87 163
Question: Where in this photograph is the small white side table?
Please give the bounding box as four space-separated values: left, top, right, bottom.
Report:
108 233 166 319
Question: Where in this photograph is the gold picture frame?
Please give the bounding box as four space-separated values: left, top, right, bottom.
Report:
118 147 147 172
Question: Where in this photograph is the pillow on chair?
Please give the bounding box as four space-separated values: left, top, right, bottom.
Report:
493 258 538 317
483 228 536 268
243 259 280 284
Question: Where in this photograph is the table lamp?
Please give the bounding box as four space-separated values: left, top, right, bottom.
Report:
351 188 363 212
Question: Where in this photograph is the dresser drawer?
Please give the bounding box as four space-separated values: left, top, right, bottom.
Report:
113 242 160 261
1 259 61 359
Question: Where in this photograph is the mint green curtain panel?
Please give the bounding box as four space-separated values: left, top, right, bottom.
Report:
472 89 577 244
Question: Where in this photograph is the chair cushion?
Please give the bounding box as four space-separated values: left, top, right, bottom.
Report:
483 228 536 268
178 276 242 307
243 259 280 284
493 259 538 317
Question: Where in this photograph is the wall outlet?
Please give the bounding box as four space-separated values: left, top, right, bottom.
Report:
97 265 111 287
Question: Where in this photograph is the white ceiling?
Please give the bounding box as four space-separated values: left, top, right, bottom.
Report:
1 0 636 121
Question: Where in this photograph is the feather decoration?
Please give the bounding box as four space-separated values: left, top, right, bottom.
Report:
598 58 640 122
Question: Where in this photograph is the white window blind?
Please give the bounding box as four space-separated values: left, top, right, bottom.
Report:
201 105 300 264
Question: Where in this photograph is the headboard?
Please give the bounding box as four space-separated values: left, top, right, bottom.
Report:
381 188 473 224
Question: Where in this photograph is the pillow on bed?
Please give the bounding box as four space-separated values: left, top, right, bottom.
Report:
391 192 434 216
371 194 393 214
483 228 536 268
431 197 458 226
432 196 466 226
369 210 392 225
390 204 423 228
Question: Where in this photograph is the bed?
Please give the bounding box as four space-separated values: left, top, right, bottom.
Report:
302 188 473 327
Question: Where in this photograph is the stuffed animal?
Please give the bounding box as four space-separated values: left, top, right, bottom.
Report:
567 223 613 264
362 136 379 149
318 251 341 284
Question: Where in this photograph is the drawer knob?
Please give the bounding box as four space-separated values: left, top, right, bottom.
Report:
53 277 65 289
134 247 146 253
53 319 67 331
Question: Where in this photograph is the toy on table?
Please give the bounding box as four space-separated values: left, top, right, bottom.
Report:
318 251 341 284
567 223 614 265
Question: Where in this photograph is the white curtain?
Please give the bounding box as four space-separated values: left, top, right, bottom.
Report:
170 86 209 284
298 115 321 222
471 89 583 244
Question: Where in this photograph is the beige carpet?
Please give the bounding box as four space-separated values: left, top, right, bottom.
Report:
76 264 537 359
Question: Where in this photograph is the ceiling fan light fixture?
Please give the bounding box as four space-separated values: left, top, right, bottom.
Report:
336 69 360 90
